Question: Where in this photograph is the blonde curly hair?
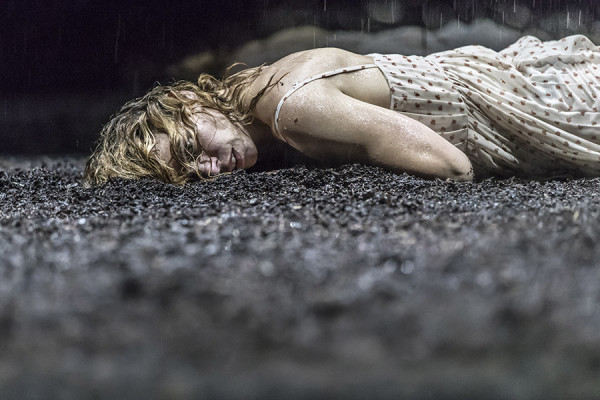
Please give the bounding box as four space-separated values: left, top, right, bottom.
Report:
84 66 271 185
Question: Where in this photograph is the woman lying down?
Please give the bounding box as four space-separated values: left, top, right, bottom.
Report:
84 35 600 185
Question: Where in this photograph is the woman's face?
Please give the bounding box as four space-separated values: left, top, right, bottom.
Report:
155 107 258 177
190 108 258 176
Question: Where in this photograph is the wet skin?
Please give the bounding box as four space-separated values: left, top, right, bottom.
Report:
190 109 258 176
155 108 259 177
157 48 473 181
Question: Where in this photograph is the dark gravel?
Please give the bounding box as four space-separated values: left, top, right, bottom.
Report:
1 156 599 400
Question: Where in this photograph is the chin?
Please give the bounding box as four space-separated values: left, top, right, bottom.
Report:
246 150 258 169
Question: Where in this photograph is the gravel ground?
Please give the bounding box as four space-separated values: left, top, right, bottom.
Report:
1 156 599 399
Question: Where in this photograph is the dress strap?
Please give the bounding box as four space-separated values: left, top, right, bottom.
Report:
273 64 378 141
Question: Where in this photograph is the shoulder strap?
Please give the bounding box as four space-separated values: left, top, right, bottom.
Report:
273 64 378 140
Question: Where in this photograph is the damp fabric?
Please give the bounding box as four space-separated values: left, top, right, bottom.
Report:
370 34 600 177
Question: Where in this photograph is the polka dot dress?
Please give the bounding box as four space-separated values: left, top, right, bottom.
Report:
370 35 600 177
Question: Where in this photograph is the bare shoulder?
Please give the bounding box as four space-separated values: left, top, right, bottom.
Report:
246 48 473 181
251 48 389 123
271 48 374 76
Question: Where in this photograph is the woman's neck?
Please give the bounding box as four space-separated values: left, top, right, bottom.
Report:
246 118 276 145
224 66 264 109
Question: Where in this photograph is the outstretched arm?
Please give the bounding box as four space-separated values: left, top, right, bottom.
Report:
276 85 473 181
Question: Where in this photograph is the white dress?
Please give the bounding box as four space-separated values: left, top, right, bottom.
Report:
370 35 600 177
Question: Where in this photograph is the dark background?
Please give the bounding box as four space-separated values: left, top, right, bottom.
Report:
2 0 599 155
1 0 366 95
1 0 363 155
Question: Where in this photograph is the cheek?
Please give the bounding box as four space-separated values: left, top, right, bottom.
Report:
195 127 218 152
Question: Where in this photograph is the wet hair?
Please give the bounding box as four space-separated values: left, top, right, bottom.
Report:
83 66 272 185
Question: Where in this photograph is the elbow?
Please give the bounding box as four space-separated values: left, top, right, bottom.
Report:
444 153 473 182
447 167 473 182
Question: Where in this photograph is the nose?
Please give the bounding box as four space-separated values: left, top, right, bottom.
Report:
195 154 220 177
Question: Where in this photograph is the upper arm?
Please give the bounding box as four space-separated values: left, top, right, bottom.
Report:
276 85 473 181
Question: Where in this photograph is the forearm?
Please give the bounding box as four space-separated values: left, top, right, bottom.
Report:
276 87 474 181
369 138 474 181
365 113 474 181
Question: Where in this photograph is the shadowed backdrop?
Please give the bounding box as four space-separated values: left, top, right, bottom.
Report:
2 0 600 155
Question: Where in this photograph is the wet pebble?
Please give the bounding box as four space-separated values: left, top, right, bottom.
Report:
1 156 600 399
